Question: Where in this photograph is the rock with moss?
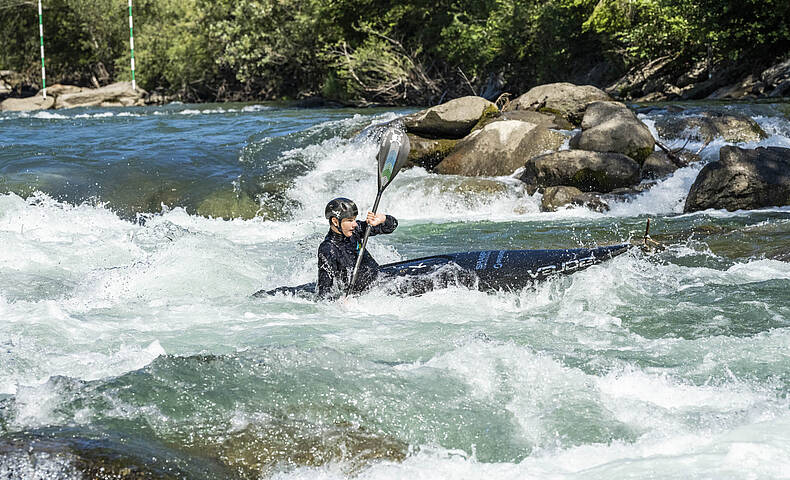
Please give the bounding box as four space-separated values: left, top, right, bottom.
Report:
436 120 565 176
197 190 262 220
684 146 790 212
655 112 767 144
505 82 611 126
572 101 655 164
406 133 459 170
521 150 640 193
403 96 498 138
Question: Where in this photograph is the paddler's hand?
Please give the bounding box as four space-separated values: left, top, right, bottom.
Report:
366 212 386 226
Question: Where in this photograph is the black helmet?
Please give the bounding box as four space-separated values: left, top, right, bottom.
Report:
325 197 358 223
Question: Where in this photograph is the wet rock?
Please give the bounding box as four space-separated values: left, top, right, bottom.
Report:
0 94 54 111
655 112 767 144
403 96 497 138
406 133 458 170
574 101 655 164
0 428 230 480
540 185 609 212
641 151 678 179
203 421 407 478
197 190 261 220
54 81 147 109
436 120 565 176
685 146 790 212
506 82 612 126
521 150 640 193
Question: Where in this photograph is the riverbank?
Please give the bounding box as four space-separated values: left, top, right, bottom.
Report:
2 54 790 111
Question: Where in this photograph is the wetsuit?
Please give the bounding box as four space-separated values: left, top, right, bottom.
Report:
317 215 398 298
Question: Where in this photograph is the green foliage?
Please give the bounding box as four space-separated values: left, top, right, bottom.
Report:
0 0 788 103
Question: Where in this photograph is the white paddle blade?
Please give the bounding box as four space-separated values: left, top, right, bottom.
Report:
376 127 410 191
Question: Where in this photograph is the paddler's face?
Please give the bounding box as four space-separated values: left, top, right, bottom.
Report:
333 217 357 237
340 217 357 237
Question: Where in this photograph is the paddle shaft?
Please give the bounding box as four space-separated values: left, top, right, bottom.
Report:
346 192 383 296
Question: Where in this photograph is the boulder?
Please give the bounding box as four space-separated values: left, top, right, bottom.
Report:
506 82 611 126
684 146 790 213
761 58 790 97
406 134 458 170
54 81 147 109
540 186 609 212
640 151 678 179
197 189 262 220
0 79 11 97
403 96 498 138
574 101 655 164
520 150 640 193
655 112 767 144
0 70 26 96
498 109 573 130
45 84 83 96
436 120 565 176
0 94 54 111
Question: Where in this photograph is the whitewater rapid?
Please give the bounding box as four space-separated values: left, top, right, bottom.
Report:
1 102 789 479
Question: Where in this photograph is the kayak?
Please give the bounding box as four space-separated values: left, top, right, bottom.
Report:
254 243 632 298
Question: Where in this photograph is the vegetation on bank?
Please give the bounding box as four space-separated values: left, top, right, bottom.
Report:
1 0 788 105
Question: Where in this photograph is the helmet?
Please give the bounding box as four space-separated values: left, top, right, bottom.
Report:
325 197 358 223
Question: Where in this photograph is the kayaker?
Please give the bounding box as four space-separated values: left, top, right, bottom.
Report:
318 197 398 298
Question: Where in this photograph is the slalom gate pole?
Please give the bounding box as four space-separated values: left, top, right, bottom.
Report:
38 0 46 98
128 0 136 90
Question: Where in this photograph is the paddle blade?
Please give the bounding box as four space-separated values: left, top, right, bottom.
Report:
376 127 410 191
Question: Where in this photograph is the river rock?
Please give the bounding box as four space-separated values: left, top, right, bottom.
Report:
655 112 767 144
573 101 655 164
0 94 54 111
498 109 574 130
406 134 458 170
540 186 609 212
520 150 640 193
46 84 83 96
761 57 790 97
0 70 26 95
54 81 147 109
436 120 565 176
684 146 790 212
506 82 611 126
640 151 678 179
197 190 261 220
403 96 498 138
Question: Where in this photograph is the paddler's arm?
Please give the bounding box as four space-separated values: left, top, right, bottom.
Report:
363 212 397 236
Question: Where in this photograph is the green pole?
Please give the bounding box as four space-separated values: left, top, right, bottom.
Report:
128 0 136 90
38 0 46 98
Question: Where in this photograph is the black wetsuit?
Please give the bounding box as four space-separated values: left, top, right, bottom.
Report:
317 215 398 298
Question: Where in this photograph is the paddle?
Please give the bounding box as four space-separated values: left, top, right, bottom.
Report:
346 126 411 296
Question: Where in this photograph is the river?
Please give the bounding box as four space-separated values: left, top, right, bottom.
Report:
1 102 789 479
